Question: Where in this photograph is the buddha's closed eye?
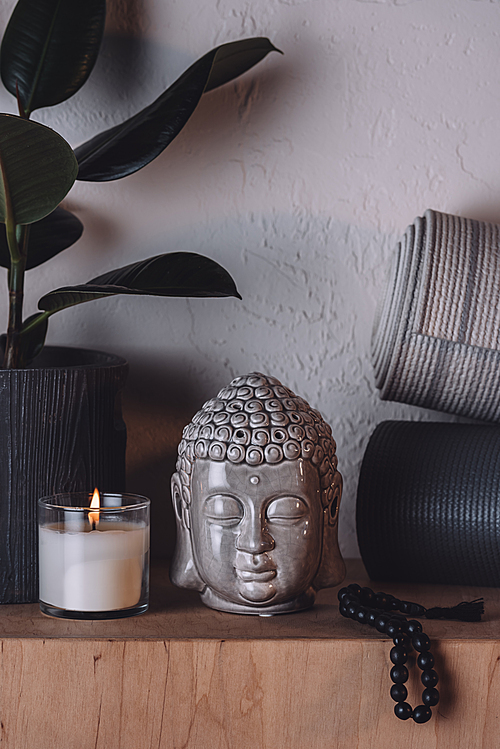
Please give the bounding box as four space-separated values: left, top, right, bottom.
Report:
204 495 243 525
266 497 308 524
203 495 308 526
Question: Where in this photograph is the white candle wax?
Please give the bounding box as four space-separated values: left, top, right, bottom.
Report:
39 521 149 611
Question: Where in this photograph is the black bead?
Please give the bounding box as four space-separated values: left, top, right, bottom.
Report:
389 612 406 621
394 702 413 720
367 610 378 627
412 633 431 652
337 587 350 602
393 633 410 648
347 583 362 596
360 586 375 605
417 652 435 670
412 705 432 724
422 687 439 707
375 614 391 633
390 683 408 702
386 619 402 638
421 669 439 688
386 594 399 610
355 606 369 624
390 646 408 665
346 602 358 618
342 597 358 610
399 600 425 617
405 619 423 635
339 603 350 618
375 593 388 609
390 665 409 684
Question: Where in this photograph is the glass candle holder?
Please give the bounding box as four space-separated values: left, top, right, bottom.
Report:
38 492 150 620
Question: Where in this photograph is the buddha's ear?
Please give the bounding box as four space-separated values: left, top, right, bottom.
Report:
171 473 190 529
170 472 205 591
313 471 346 590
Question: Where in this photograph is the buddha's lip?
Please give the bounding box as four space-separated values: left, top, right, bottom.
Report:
234 568 277 582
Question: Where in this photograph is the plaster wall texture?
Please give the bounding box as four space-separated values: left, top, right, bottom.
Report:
0 0 498 557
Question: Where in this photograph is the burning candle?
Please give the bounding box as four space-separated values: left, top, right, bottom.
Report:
38 490 150 620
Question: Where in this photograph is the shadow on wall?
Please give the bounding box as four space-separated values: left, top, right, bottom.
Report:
73 209 398 562
122 357 204 559
458 201 500 226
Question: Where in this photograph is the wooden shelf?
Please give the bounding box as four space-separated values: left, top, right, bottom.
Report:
1 559 498 748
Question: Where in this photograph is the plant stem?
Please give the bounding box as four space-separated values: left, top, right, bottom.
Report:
3 223 27 369
19 311 50 336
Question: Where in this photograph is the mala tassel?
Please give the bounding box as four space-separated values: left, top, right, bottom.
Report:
424 598 484 622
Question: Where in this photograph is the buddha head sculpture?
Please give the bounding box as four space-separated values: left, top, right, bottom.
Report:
170 373 346 614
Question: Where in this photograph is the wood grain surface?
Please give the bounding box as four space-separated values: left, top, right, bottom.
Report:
0 558 499 640
0 559 498 748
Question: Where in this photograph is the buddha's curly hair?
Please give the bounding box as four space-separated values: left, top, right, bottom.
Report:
175 373 339 508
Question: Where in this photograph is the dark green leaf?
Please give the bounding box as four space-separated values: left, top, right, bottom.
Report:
1 0 106 116
0 206 83 269
0 115 78 225
75 37 279 182
18 312 49 366
204 38 282 93
38 252 241 312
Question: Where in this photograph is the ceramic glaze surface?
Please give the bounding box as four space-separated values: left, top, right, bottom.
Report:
170 372 346 614
192 459 322 610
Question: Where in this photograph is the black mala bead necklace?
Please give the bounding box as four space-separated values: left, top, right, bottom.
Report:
338 583 484 723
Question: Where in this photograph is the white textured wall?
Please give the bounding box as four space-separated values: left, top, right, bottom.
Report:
1 0 499 557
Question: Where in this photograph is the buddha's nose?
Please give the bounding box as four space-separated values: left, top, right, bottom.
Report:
235 511 274 553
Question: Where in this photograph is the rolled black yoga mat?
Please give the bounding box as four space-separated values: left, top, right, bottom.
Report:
356 421 500 587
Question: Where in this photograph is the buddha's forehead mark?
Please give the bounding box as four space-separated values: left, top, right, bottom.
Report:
250 475 260 485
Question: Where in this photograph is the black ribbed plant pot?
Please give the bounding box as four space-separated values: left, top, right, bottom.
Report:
0 346 128 603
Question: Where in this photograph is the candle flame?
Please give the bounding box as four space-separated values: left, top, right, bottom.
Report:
89 488 100 529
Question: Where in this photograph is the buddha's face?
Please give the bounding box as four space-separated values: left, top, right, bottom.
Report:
188 458 323 609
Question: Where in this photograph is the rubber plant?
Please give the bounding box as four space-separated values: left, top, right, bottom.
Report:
0 0 280 369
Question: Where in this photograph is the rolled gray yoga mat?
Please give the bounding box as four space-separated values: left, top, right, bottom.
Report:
372 209 500 421
356 421 500 587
